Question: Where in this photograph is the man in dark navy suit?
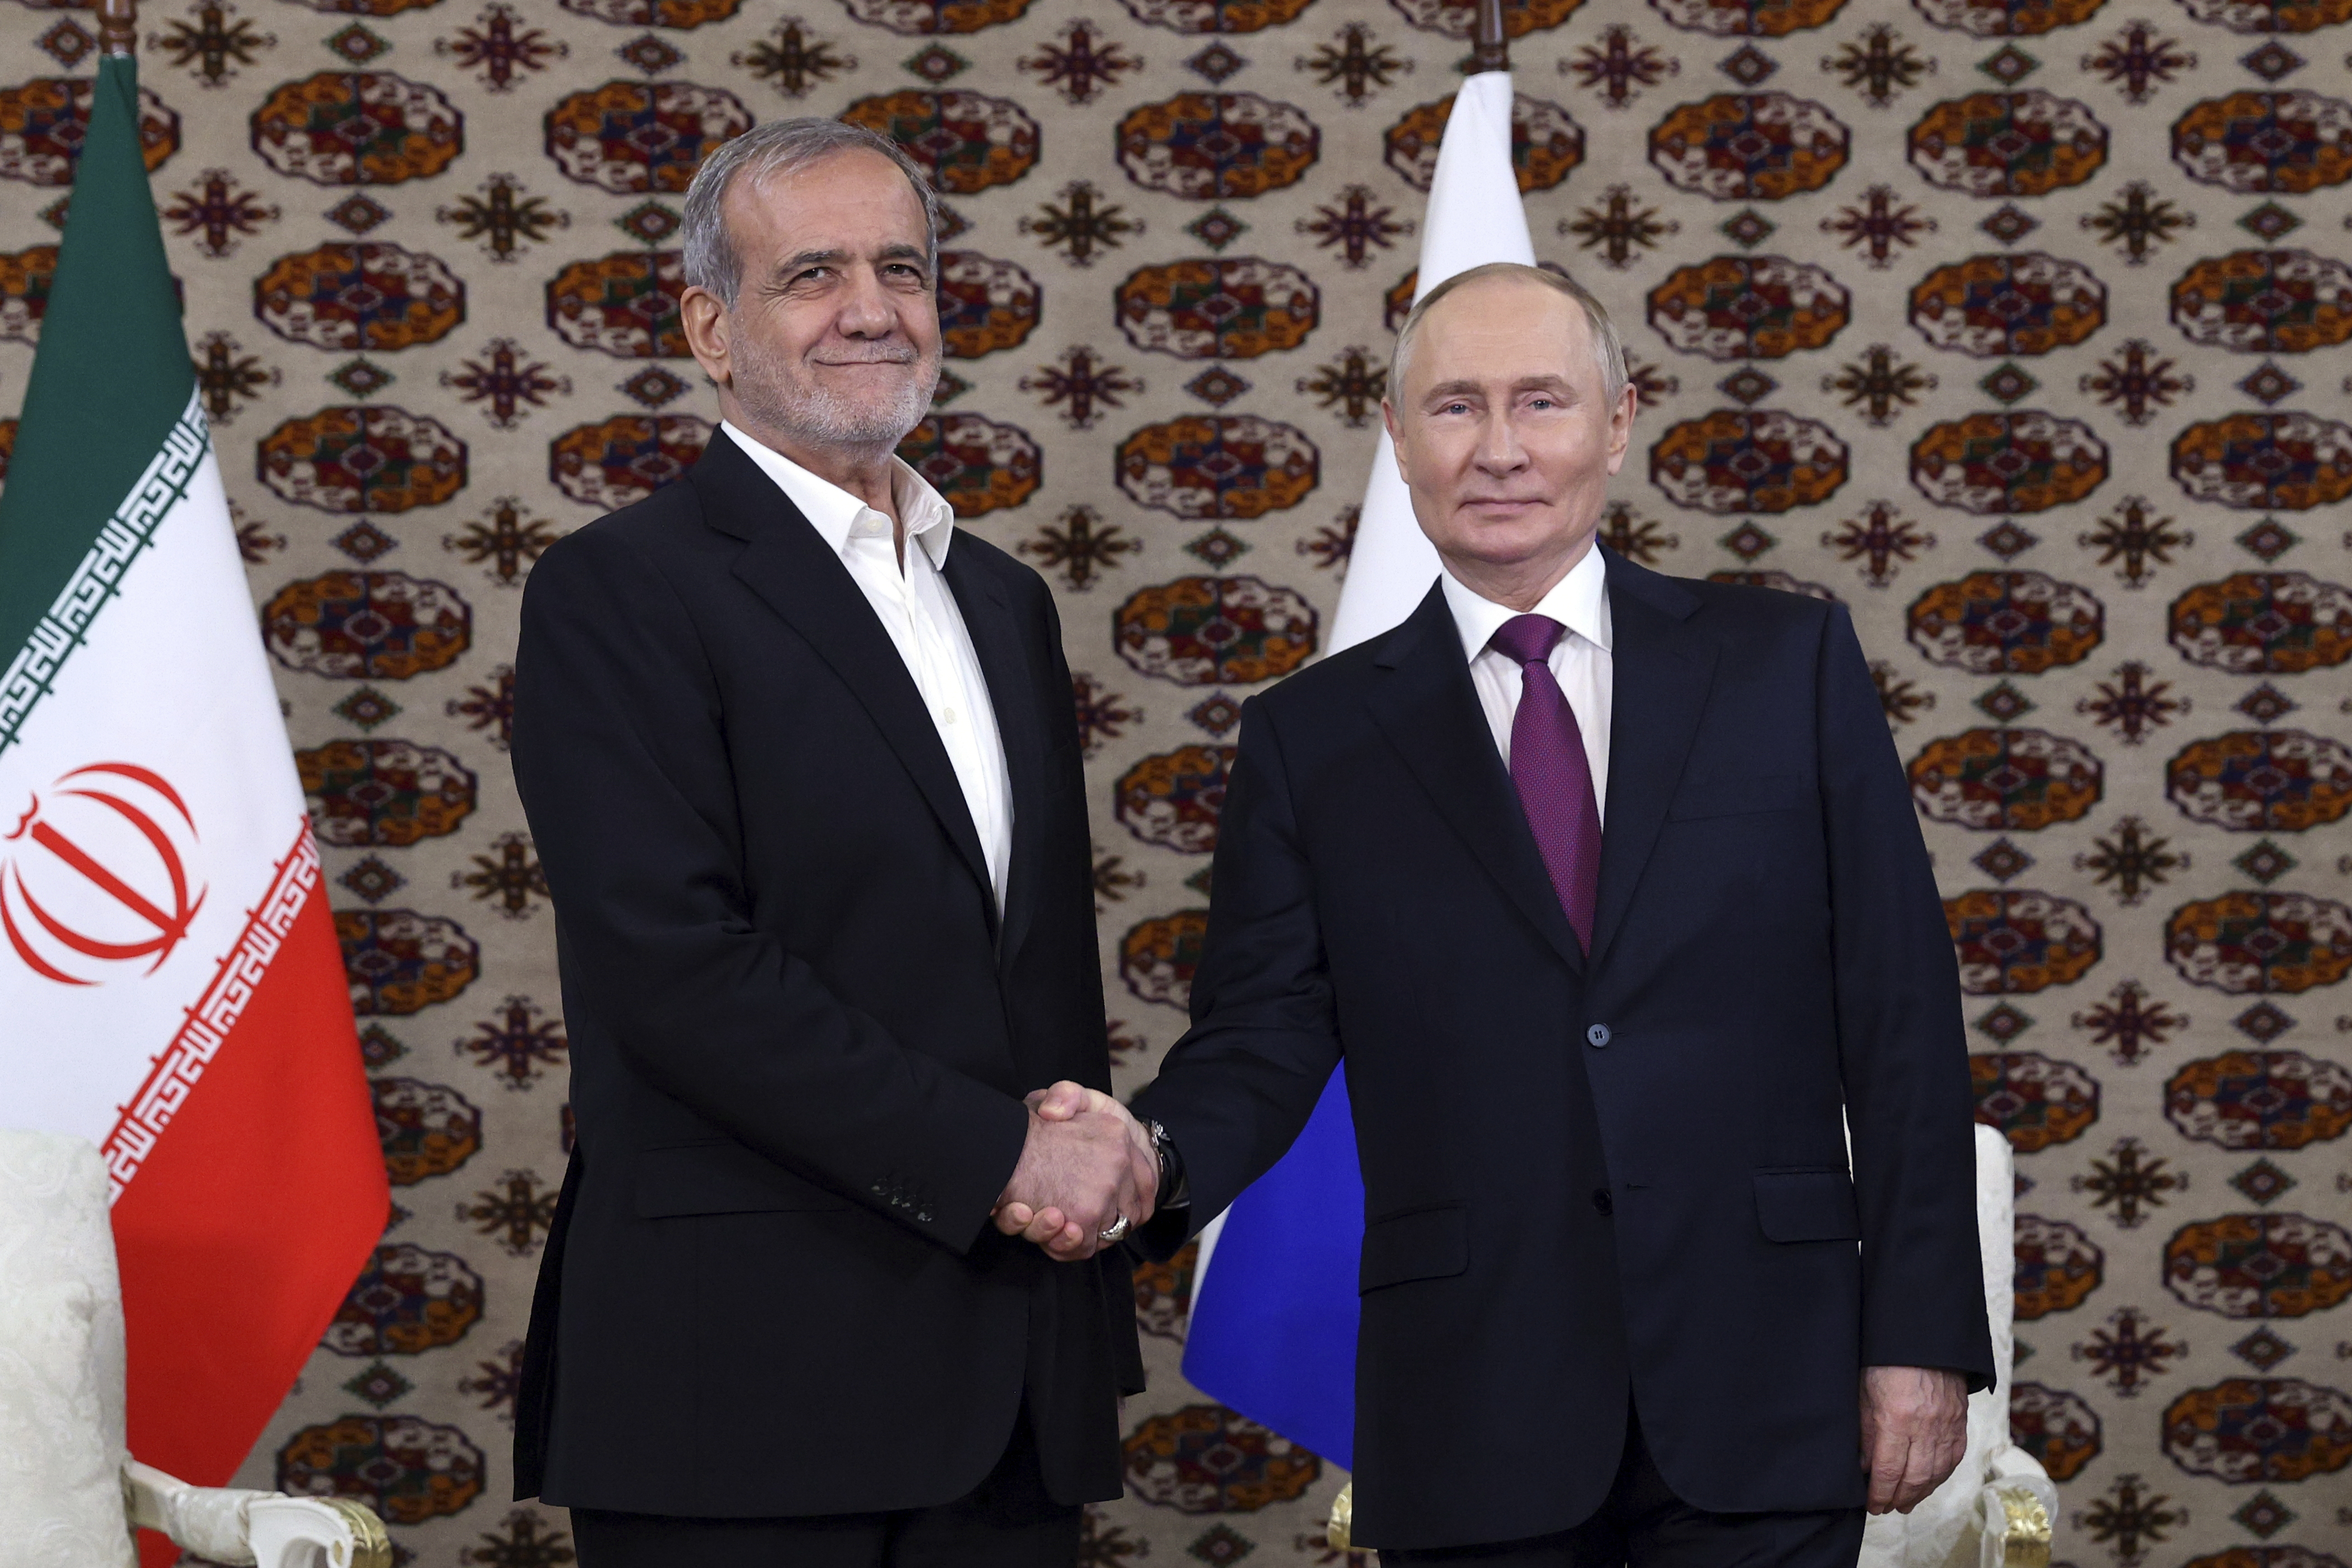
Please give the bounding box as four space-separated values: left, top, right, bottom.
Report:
510 120 1154 1567
1020 263 1993 1566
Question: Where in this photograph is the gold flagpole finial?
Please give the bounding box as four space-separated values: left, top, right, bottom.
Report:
1470 0 1508 72
97 0 138 58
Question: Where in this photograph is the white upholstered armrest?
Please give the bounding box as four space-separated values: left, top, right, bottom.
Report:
123 1460 391 1568
1976 1454 2055 1568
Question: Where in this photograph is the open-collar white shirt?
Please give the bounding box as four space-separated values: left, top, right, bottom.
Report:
721 420 1013 909
1439 541 1613 824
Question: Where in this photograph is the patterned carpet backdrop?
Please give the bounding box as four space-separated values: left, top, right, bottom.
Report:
1 0 2349 1560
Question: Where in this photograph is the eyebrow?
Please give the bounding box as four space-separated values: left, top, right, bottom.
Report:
770 243 929 280
1421 373 1577 400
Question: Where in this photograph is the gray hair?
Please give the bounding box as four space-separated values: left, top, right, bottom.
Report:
681 117 943 310
1390 261 1629 410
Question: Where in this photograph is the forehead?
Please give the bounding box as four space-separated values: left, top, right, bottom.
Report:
723 148 926 250
1412 279 1595 385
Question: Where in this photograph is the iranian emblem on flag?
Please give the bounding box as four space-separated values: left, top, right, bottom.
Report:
0 48 386 1523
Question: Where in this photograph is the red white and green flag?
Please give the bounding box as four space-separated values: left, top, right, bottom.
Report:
0 49 385 1515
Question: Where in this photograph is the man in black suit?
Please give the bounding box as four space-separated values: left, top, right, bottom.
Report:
1022 264 1993 1565
509 119 1156 1566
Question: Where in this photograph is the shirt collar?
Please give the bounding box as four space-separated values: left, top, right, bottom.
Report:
1439 541 1613 664
721 420 956 569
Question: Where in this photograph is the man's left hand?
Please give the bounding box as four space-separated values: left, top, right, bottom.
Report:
1860 1365 1968 1514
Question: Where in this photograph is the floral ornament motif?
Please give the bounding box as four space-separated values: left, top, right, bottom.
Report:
543 81 752 194
2159 1379 2352 1484
1649 92 1852 201
2074 1306 2188 1396
2170 250 2352 353
1113 575 1318 686
2170 91 2352 195
1646 255 1850 360
1969 1050 2101 1150
258 406 468 515
2165 1050 2352 1150
1121 1403 1320 1510
2165 1214 2352 1319
1115 258 1318 359
1908 252 2105 357
1945 888 2103 994
895 413 1042 517
1116 91 1319 200
251 72 463 186
1823 24 1931 110
0 77 179 186
1119 908 1209 1009
2081 21 2195 104
277 1413 486 1524
1116 415 1319 520
335 908 481 1017
933 251 1042 359
1383 91 1584 194
2008 1383 2102 1480
1649 409 1849 513
2173 414 2352 512
841 90 1039 195
548 413 708 511
1116 745 1233 853
2166 730 2352 833
299 739 476 848
1905 570 2104 674
370 1081 481 1187
1911 0 2106 34
1909 727 2102 830
1907 90 2108 197
323 1243 485 1357
2013 1211 2105 1316
2166 892 2352 995
545 249 686 359
2166 572 2352 672
1909 411 2106 514
252 241 466 353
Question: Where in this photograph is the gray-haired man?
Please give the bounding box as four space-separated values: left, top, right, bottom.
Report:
507 118 1153 1566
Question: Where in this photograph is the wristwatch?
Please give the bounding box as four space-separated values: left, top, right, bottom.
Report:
1144 1117 1190 1210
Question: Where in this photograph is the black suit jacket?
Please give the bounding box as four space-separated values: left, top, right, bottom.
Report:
1134 552 1992 1551
507 432 1142 1516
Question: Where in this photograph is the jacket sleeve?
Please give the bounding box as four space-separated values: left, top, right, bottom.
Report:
512 523 1029 1254
1816 604 1997 1391
1131 694 1344 1259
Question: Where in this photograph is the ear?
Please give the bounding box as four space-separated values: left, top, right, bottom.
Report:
1602 382 1638 477
680 285 732 389
1382 398 1410 486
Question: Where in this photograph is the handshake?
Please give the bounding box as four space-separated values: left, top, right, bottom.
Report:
991 1082 1157 1261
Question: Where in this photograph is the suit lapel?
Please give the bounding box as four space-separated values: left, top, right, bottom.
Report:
1367 585 1585 974
693 435 998 928
942 547 1045 969
1591 551 1716 969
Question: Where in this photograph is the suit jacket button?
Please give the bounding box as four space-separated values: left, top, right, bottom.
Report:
1592 1188 1614 1217
1586 1024 1611 1048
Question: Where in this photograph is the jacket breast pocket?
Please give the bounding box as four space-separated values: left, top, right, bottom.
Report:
634 1140 852 1218
1358 1204 1469 1293
1667 772 1808 822
1753 1169 1860 1243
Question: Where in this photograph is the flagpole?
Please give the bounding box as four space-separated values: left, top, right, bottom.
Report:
97 0 136 56
1472 0 1508 72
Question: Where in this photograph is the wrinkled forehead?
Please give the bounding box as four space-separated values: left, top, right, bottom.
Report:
724 149 928 252
1410 278 1598 388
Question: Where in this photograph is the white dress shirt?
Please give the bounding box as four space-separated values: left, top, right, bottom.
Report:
1438 543 1613 824
721 421 1014 908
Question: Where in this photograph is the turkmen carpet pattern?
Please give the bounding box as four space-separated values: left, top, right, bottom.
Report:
0 0 2346 1563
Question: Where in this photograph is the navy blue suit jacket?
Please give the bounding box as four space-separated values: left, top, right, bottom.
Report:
1134 550 1993 1551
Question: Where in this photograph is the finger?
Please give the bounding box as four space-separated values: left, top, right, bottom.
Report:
1035 1081 1097 1120
1047 1220 1096 1261
1867 1431 1909 1515
1021 1207 1068 1247
995 1202 1034 1234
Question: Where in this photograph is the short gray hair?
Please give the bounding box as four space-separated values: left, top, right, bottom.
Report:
681 118 942 310
1390 261 1628 410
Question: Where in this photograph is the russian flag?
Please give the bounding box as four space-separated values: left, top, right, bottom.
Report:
1179 65 1537 1475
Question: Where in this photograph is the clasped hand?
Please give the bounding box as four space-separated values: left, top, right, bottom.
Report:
992 1082 1156 1262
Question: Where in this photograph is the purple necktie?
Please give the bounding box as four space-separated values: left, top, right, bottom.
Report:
1491 614 1602 953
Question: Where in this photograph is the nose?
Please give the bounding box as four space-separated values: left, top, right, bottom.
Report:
836 264 899 338
1476 406 1525 473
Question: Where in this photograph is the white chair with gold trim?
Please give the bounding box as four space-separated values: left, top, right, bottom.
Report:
0 1128 390 1568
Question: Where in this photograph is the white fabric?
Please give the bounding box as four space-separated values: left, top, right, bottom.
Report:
0 1130 135 1568
721 421 1013 907
1438 545 1613 820
1858 1124 2046 1568
1327 71 1535 656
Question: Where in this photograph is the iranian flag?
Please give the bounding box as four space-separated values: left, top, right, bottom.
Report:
0 45 386 1532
